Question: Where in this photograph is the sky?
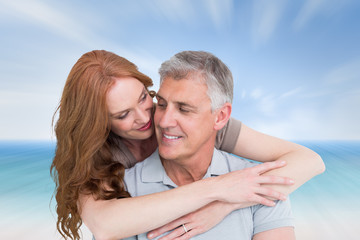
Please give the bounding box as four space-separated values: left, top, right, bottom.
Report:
0 0 359 141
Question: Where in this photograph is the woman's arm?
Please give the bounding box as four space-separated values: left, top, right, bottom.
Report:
79 181 217 240
79 161 292 240
232 123 325 195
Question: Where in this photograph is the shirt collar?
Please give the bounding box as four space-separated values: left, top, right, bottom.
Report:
141 148 230 186
141 148 178 187
206 148 230 177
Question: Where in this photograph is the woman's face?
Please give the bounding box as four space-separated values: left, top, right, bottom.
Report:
107 77 154 140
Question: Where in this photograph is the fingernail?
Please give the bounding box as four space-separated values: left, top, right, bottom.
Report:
289 179 295 184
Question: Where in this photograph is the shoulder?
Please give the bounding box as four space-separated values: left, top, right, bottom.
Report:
213 149 258 172
251 199 294 235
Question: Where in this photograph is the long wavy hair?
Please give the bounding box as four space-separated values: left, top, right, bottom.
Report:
50 50 153 239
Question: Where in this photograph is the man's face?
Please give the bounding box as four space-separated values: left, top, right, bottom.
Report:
154 77 217 161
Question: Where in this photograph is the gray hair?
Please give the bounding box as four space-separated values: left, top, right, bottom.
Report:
159 51 233 111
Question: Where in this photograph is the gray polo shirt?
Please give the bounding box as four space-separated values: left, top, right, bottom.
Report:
123 148 294 240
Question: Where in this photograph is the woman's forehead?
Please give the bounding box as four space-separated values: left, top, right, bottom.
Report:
107 77 145 113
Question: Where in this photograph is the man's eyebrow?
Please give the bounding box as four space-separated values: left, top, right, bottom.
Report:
155 93 164 101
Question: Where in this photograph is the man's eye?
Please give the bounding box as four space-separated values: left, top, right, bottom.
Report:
157 102 166 108
179 107 189 113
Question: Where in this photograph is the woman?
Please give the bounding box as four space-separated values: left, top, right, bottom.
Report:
51 50 324 240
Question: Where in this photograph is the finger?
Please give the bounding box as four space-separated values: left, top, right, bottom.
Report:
148 218 187 239
157 225 187 240
256 175 294 185
252 161 286 175
175 227 201 240
255 187 287 201
248 193 276 207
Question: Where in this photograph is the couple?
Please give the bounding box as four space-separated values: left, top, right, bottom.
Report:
51 50 325 240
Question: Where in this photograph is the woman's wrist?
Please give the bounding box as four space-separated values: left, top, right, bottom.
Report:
199 176 226 202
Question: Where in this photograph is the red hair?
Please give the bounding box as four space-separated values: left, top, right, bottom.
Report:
51 50 153 239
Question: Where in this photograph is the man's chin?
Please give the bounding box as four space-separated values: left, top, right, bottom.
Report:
158 146 178 160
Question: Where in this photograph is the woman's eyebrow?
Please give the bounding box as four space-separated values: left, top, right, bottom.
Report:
138 88 146 102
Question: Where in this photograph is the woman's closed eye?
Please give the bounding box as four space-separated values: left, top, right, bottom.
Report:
140 92 147 103
117 111 129 120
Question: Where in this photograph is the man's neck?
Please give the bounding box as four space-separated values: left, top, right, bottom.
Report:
161 141 215 186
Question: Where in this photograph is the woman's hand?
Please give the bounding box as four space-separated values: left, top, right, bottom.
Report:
147 201 235 240
214 160 293 206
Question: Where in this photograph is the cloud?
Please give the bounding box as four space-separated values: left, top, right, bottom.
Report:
325 59 360 84
0 0 96 47
248 87 303 117
0 89 59 139
250 87 360 140
251 0 287 46
251 108 320 140
293 0 354 31
150 0 196 25
203 0 234 30
280 87 302 99
0 0 163 88
250 88 263 99
148 0 234 30
293 0 326 31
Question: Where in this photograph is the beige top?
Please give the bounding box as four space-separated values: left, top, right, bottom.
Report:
112 118 242 169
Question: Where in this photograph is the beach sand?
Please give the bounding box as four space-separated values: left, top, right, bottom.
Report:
1 209 359 240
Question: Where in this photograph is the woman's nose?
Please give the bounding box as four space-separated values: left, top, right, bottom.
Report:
135 107 149 124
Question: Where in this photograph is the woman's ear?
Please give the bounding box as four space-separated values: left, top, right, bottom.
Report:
214 103 232 131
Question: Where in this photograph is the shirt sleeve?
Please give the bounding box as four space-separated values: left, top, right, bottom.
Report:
215 117 242 153
252 199 294 236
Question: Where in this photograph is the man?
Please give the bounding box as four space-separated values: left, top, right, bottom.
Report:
124 51 295 240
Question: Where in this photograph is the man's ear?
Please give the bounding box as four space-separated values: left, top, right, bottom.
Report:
214 103 232 131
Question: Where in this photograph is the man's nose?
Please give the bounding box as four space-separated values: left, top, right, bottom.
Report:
158 106 177 129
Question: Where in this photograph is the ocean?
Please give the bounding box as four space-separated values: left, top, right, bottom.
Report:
0 140 359 239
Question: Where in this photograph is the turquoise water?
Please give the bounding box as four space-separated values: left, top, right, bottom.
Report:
0 140 359 239
0 141 56 221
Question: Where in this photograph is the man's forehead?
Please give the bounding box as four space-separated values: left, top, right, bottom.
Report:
157 77 211 106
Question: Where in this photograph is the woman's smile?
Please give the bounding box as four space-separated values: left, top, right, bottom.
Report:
138 119 152 131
